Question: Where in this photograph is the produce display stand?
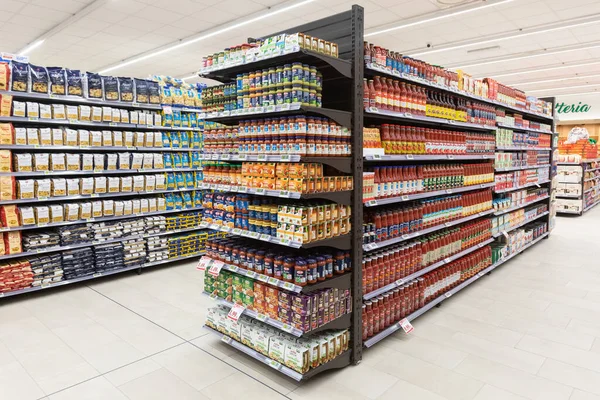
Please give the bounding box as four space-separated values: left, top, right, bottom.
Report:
556 158 600 215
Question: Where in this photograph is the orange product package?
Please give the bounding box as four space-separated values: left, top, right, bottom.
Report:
0 123 13 145
0 150 10 173
0 176 15 200
0 205 20 228
0 94 12 117
0 62 10 91
4 231 22 254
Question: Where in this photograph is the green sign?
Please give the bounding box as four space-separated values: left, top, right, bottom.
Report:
556 101 591 114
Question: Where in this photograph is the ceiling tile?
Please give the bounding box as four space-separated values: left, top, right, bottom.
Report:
0 0 26 13
135 5 185 23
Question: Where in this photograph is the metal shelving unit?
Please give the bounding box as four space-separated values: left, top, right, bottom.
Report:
359 53 556 351
194 6 364 377
556 159 600 215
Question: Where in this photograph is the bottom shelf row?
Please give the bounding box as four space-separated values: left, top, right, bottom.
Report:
363 228 549 348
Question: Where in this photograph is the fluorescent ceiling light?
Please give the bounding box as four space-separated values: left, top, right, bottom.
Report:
99 0 314 74
482 60 600 79
411 18 600 56
554 90 600 97
528 83 600 93
19 39 45 56
506 74 600 87
365 0 514 37
453 44 600 69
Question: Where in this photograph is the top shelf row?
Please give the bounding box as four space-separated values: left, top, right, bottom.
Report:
196 45 553 123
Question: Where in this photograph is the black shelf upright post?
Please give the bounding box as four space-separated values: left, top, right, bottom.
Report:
542 96 558 232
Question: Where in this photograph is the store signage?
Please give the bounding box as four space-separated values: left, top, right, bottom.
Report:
556 94 600 121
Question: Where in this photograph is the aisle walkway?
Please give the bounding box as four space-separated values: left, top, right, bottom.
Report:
1 210 600 400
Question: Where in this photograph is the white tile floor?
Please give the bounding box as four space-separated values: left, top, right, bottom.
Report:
2 209 600 399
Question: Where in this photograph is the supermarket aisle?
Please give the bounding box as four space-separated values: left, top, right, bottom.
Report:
2 209 600 400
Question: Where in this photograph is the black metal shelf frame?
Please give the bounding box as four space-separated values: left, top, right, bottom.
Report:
196 6 365 373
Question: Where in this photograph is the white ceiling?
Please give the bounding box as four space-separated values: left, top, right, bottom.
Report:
2 0 600 98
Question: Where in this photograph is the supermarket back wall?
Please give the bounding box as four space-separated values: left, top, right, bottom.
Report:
556 94 600 122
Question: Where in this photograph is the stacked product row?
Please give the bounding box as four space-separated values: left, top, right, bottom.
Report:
202 116 351 157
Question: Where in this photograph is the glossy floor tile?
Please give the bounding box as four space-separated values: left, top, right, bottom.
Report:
2 209 600 399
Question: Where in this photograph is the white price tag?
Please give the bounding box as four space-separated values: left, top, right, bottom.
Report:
444 257 451 264
445 292 453 298
282 282 295 290
401 195 409 201
406 154 414 160
256 313 268 322
448 155 454 160
246 271 257 278
395 279 404 286
257 274 268 282
197 256 212 271
368 107 379 113
93 272 102 278
268 277 279 285
367 200 377 206
221 335 232 344
208 260 224 277
279 154 290 161
399 318 414 334
278 238 290 246
372 154 382 160
254 188 265 195
249 232 260 239
227 303 245 322
279 190 290 198
404 112 412 118
448 120 455 124
446 189 453 194
238 186 248 193
257 154 267 161
237 154 247 160
221 154 230 160
28 117 39 121
401 234 409 239
281 323 293 333
232 228 242 235
259 234 270 241
268 359 282 370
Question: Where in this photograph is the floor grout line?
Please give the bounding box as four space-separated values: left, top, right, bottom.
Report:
87 284 293 399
